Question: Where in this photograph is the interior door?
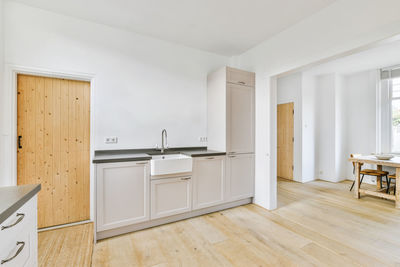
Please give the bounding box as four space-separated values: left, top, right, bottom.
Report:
277 102 294 180
17 74 90 228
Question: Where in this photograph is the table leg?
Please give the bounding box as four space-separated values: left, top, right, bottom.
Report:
354 162 360 199
396 168 400 209
377 165 382 190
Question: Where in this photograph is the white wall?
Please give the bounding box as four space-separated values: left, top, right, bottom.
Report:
0 2 229 185
277 73 302 182
335 74 347 181
343 70 378 181
314 74 337 181
233 0 400 209
301 74 316 182
0 0 4 187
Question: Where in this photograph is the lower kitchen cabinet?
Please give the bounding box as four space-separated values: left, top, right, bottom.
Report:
226 153 255 201
151 176 192 219
96 161 150 232
192 156 225 210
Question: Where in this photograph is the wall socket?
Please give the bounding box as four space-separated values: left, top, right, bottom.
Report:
199 136 207 142
105 136 118 144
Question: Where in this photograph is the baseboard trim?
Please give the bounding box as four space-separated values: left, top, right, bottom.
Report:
97 198 252 240
38 220 93 232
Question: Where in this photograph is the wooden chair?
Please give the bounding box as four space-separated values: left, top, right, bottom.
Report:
349 154 389 191
387 174 397 195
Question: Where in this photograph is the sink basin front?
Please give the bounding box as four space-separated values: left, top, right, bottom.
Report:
150 154 193 176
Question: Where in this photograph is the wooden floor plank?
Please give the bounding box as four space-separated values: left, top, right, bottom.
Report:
38 223 93 267
40 179 400 266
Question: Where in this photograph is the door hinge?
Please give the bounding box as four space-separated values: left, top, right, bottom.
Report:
292 109 294 115
292 137 294 142
292 165 294 170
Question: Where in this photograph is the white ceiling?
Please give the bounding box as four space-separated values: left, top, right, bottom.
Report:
10 0 336 56
302 39 400 77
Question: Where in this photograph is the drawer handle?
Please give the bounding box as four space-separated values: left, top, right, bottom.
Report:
181 177 191 180
1 213 25 230
205 157 215 160
1 241 25 264
238 81 246 85
136 162 147 165
228 155 236 158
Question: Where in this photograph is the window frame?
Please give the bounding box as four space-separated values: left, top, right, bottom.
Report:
389 77 400 153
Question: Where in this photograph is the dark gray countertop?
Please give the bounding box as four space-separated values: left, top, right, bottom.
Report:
93 147 226 163
0 184 41 224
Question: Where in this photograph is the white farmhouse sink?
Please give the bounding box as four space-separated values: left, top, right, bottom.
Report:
150 154 193 176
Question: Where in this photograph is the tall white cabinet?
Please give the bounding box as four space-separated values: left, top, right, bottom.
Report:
207 67 255 202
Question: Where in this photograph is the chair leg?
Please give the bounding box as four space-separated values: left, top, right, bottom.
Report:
387 177 391 194
350 174 365 191
350 180 355 191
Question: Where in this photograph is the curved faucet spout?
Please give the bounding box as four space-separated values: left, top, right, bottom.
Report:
161 129 168 153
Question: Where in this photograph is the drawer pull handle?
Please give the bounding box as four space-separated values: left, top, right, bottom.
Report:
1 241 25 264
205 157 215 160
238 81 246 85
181 177 191 180
1 213 25 230
136 162 147 165
229 155 236 158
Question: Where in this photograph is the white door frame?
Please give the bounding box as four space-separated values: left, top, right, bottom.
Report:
268 34 400 210
5 64 96 222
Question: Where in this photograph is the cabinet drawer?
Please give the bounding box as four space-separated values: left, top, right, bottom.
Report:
227 67 255 87
0 230 32 267
0 197 36 242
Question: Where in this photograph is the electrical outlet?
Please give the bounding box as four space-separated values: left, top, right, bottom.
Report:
105 136 118 144
198 136 208 142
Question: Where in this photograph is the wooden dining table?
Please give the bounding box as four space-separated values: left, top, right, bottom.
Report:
349 155 400 208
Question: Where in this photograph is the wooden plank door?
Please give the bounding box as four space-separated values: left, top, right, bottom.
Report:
277 102 294 180
17 74 90 228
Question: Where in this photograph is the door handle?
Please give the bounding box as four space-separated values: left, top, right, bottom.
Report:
18 136 22 149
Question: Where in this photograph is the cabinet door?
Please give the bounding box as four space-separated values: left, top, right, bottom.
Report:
151 177 192 219
96 161 150 232
192 156 225 210
227 83 255 153
226 154 255 201
226 67 255 87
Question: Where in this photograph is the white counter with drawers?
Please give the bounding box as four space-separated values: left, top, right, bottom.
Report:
0 184 41 267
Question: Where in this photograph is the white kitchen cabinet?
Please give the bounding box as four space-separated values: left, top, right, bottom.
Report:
96 161 150 232
207 67 255 153
227 83 255 153
226 66 255 87
0 196 38 267
226 154 255 201
192 156 225 210
151 176 192 219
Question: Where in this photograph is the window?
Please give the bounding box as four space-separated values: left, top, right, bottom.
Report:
391 78 400 152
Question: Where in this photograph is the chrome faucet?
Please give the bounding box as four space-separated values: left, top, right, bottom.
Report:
161 129 168 153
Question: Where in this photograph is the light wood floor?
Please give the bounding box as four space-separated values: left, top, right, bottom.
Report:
39 179 400 266
38 222 93 267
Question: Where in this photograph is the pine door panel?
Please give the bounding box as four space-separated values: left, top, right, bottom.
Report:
277 102 294 180
17 74 90 228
